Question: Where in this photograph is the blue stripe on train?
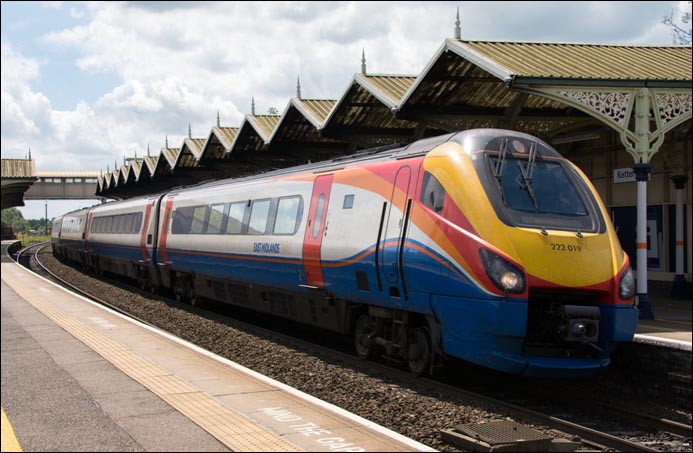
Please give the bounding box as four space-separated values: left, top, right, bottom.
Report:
89 243 145 261
160 237 497 308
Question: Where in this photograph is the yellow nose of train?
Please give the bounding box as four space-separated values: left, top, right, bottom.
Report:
504 225 623 293
421 130 637 377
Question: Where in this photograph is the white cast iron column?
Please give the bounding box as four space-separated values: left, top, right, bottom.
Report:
632 163 654 319
631 88 654 319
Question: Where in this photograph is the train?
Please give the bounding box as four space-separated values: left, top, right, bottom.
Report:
51 128 639 378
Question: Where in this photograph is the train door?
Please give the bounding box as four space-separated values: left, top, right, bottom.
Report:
158 197 175 264
137 196 165 290
84 210 94 246
303 174 334 287
379 165 412 298
82 210 94 268
139 200 154 262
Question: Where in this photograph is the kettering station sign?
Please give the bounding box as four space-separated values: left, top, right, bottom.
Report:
613 167 643 184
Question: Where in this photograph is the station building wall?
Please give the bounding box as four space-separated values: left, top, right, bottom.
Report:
558 124 692 283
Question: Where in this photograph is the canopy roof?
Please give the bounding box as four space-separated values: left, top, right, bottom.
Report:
455 40 692 85
97 38 691 199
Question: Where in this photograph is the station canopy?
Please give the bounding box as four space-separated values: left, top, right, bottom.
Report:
1 159 37 209
269 98 350 162
320 73 442 147
396 39 691 145
97 38 691 199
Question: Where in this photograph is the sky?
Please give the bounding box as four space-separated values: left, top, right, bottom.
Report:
2 1 690 220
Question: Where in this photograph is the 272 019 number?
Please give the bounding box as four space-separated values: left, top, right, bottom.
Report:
550 243 582 252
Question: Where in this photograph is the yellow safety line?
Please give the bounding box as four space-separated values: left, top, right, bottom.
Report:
1 407 23 452
2 268 300 452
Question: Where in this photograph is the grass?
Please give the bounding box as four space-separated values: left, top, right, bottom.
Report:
19 235 51 246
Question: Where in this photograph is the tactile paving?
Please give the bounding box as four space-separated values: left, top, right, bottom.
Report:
2 267 301 452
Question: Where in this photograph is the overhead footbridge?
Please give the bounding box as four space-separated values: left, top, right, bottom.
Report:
1 159 103 209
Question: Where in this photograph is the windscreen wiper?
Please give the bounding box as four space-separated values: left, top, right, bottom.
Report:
515 141 538 211
492 138 508 203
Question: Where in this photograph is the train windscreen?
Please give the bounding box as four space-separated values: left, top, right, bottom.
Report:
452 130 605 234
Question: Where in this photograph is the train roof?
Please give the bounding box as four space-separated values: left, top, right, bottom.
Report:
169 132 460 194
61 128 561 215
173 128 563 194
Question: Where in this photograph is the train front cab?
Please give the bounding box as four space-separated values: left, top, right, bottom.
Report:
57 208 90 265
50 216 63 256
414 130 639 378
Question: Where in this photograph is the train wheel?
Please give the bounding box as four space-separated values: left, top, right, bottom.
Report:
188 289 199 307
407 327 432 376
354 314 375 359
174 279 187 304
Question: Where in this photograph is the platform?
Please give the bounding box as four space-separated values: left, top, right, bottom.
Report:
1 252 434 452
634 284 692 350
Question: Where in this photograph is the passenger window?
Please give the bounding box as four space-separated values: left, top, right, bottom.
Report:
125 213 134 233
105 216 114 233
343 194 354 209
190 206 208 234
274 196 302 235
171 207 193 234
420 172 445 214
206 203 226 234
133 212 143 233
248 199 271 235
226 202 246 234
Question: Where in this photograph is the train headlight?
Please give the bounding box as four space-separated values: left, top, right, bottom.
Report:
619 265 635 300
501 272 521 290
479 249 526 294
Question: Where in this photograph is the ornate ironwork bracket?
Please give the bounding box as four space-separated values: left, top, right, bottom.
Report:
514 86 692 164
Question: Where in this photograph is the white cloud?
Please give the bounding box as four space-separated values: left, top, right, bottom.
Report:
0 43 51 137
69 7 84 19
38 1 63 9
2 0 685 177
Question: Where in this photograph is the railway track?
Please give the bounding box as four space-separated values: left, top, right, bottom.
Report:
18 242 692 452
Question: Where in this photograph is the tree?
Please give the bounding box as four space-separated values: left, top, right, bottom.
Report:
1 208 28 233
663 1 692 45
